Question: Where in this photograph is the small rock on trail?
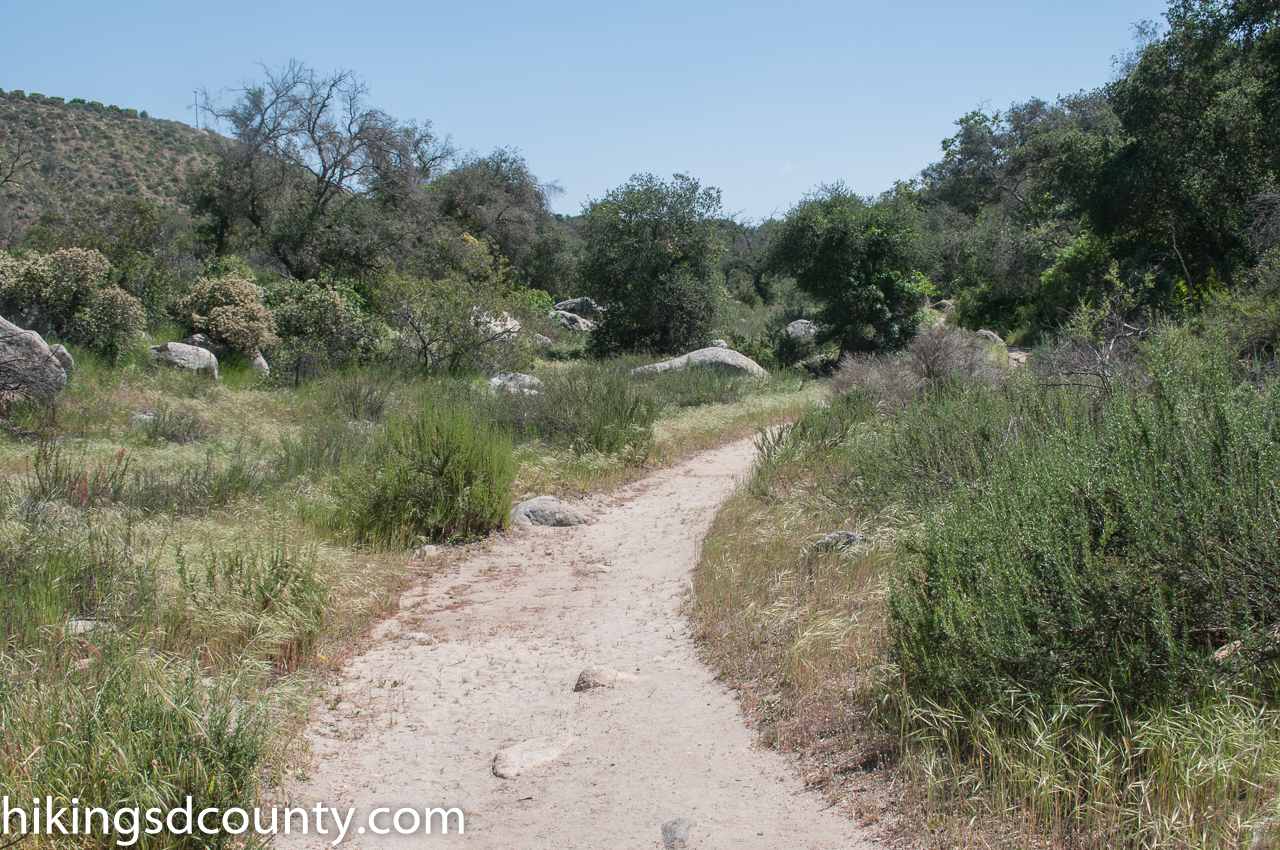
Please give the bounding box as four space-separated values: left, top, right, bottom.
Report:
573 665 634 692
662 818 696 848
492 736 571 779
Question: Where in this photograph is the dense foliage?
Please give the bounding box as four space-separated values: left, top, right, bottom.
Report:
578 173 724 356
766 185 933 354
0 247 144 356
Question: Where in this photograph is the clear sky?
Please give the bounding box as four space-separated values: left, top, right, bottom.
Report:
2 0 1170 220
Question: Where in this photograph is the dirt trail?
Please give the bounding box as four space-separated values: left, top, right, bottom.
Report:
279 438 874 848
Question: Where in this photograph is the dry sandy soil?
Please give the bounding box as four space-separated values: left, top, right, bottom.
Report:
277 437 876 849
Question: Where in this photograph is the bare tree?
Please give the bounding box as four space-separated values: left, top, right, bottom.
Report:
206 62 445 207
0 124 34 188
195 60 455 278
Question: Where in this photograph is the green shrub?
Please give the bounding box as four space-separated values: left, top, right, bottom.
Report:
375 234 533 372
338 398 516 544
266 278 372 365
173 274 277 352
889 333 1280 715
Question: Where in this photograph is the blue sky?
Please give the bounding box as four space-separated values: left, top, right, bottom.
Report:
2 0 1170 219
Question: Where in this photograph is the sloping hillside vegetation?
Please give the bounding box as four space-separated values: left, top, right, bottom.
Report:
0 89 221 243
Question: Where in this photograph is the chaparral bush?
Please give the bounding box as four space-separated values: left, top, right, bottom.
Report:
173 274 277 352
0 248 144 357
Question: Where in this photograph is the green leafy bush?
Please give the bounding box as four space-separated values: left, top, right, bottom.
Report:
338 398 516 544
0 247 144 357
376 234 532 372
266 278 372 365
578 173 724 356
888 333 1280 715
173 274 277 352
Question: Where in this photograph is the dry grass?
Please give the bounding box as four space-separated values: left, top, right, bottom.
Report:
688 408 902 832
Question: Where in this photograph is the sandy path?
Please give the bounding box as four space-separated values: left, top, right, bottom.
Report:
278 438 873 848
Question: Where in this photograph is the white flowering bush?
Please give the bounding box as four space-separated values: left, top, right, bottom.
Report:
0 248 144 357
173 275 277 352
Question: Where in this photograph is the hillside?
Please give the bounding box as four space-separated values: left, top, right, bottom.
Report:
0 88 221 240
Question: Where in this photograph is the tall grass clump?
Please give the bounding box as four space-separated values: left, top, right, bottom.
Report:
0 514 298 848
1 652 273 850
880 329 1280 843
478 362 658 460
338 397 516 544
168 542 328 672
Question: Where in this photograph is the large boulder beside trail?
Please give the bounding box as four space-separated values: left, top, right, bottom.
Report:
553 297 604 319
631 347 767 379
0 316 68 407
510 495 593 527
149 342 219 379
554 310 596 333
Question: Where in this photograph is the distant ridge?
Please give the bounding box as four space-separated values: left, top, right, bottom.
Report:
0 88 223 239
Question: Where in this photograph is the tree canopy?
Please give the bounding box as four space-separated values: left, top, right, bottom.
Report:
578 173 723 356
766 185 933 354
